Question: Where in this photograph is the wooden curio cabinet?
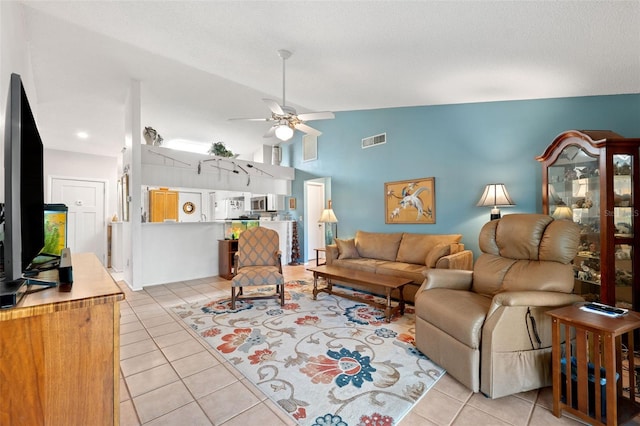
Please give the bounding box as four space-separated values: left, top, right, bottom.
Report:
537 130 640 310
218 239 238 280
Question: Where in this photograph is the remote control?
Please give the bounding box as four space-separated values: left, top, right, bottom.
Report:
580 302 627 317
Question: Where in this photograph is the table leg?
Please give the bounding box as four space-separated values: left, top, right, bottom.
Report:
385 288 392 322
603 331 617 425
398 285 405 316
312 273 319 300
629 331 637 404
550 318 561 418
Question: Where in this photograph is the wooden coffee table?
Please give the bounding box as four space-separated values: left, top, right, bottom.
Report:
307 265 412 322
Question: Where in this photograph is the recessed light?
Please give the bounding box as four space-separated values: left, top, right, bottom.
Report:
76 131 89 139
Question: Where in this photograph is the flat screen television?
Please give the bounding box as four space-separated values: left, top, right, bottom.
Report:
1 73 45 284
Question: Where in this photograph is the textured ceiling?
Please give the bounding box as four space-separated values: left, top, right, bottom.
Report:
14 1 640 158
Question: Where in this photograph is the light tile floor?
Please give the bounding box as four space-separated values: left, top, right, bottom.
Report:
117 264 640 425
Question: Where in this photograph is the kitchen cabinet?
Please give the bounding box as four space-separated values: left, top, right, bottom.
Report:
267 194 286 211
537 130 640 309
149 188 179 222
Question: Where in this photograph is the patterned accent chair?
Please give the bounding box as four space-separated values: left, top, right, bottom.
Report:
231 227 285 309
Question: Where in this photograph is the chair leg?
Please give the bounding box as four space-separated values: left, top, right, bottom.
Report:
231 287 236 310
279 284 285 306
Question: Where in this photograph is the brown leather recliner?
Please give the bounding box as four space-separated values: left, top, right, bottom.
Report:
414 214 583 398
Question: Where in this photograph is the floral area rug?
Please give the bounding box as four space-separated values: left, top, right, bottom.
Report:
172 280 445 426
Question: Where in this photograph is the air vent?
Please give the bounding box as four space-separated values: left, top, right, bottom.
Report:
362 133 386 149
303 135 318 162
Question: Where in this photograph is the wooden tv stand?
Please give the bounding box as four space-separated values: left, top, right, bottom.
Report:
0 252 125 425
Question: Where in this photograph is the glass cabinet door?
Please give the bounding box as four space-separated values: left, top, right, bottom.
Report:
613 154 634 309
546 145 601 301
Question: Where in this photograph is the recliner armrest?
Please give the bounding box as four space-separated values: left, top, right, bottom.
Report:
419 269 473 292
487 291 583 317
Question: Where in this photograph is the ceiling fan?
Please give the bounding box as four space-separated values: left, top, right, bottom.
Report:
230 49 335 141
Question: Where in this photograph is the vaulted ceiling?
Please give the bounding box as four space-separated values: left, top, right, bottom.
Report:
14 1 640 159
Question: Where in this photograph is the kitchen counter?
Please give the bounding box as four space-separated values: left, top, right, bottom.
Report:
139 220 294 287
142 221 220 225
141 221 224 286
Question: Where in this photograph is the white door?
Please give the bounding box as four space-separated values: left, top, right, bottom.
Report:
50 178 106 264
305 181 325 263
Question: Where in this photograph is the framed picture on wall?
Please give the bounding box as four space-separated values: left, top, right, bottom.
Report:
384 177 435 224
121 173 130 222
289 197 296 210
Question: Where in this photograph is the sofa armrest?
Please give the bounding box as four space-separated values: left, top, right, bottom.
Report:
418 269 473 293
326 244 339 265
435 250 473 271
487 291 583 318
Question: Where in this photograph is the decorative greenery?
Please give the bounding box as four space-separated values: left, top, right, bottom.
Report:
209 141 234 157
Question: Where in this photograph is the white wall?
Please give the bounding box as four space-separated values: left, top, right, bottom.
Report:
44 148 119 217
123 80 143 290
178 191 203 222
1 4 120 212
1 2 39 202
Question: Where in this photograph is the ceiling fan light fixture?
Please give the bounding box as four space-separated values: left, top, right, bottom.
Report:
230 48 334 140
275 123 294 141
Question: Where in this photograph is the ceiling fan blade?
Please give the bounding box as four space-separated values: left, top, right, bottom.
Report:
295 122 322 136
296 111 335 121
263 98 284 115
263 125 277 138
228 117 271 122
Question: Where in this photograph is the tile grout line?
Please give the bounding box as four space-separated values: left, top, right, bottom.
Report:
122 279 265 425
121 284 201 425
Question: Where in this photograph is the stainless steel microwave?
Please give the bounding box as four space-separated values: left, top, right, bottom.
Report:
251 196 267 211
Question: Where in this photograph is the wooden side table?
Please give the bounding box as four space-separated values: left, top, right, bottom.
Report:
547 304 640 425
314 247 327 266
218 239 238 279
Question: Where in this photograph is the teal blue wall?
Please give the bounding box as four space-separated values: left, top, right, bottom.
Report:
285 94 640 261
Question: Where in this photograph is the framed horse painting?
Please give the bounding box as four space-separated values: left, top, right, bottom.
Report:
385 177 436 224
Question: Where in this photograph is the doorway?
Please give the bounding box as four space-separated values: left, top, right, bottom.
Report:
304 179 326 263
49 177 107 265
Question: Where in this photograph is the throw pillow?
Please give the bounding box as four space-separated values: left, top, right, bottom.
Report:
335 238 360 259
396 233 462 264
355 231 403 261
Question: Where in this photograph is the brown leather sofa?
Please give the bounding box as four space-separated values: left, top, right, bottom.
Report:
415 214 583 398
326 230 473 303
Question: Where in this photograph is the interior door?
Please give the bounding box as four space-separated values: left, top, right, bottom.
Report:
305 181 325 263
50 177 106 264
